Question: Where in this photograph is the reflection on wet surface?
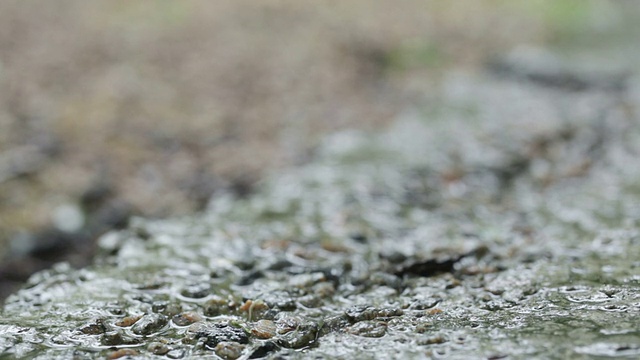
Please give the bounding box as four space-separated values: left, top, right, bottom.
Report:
2 59 640 358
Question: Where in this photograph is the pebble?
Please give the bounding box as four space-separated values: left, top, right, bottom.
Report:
115 315 141 327
275 313 302 334
152 301 182 316
79 319 106 335
418 335 446 345
200 323 249 349
297 294 323 308
172 311 203 326
239 299 270 321
409 298 441 310
288 272 326 288
101 331 141 346
415 322 431 334
347 320 387 338
214 341 246 360
313 282 336 298
319 314 350 336
483 300 513 312
180 283 211 299
166 348 186 359
203 296 236 317
251 319 277 339
427 308 443 315
148 341 170 355
259 290 297 311
278 321 318 349
131 313 168 335
248 341 280 358
107 349 138 359
345 305 378 322
376 307 404 318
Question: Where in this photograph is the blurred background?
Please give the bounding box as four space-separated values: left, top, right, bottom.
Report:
0 0 638 298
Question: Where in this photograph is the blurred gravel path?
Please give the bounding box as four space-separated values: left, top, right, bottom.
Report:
2 62 639 358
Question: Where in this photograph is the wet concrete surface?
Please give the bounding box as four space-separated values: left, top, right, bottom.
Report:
1 58 640 359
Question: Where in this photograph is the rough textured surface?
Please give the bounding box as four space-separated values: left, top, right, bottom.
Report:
2 67 640 358
4 0 640 300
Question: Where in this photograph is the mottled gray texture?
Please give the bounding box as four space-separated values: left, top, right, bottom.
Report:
2 71 640 359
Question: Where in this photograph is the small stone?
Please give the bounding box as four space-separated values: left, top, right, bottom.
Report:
266 258 293 271
483 300 513 312
288 272 326 288
105 303 125 316
376 307 403 318
275 313 302 334
260 290 297 311
248 341 280 359
347 320 387 338
445 279 461 289
380 250 407 264
148 341 170 355
136 280 166 290
180 283 211 299
181 324 202 345
600 287 619 298
166 349 186 359
214 341 246 360
415 322 431 333
522 287 538 296
107 349 138 359
131 313 168 335
278 321 318 349
152 301 182 316
313 282 336 298
487 288 505 296
418 335 446 345
409 298 441 310
345 305 378 322
173 312 203 326
234 258 255 271
165 303 183 317
319 314 350 336
203 296 236 317
320 241 351 253
297 294 322 308
115 315 141 327
427 308 443 315
201 323 249 349
79 319 106 335
239 299 270 321
251 319 276 339
101 331 141 346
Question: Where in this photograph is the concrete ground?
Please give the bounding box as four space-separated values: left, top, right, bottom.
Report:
1 0 639 299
